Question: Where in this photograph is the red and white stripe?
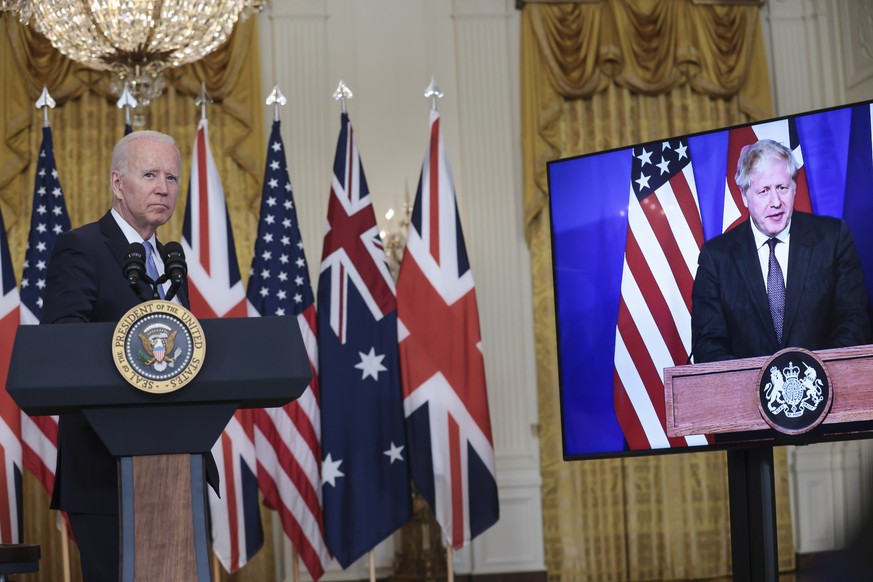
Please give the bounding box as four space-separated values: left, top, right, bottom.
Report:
614 144 710 450
252 306 331 579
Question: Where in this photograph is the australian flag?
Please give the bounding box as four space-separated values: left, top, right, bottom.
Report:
317 112 411 568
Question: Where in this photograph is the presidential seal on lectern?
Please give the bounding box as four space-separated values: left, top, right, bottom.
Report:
112 300 205 394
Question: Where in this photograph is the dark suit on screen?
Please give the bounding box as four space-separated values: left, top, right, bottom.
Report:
691 211 871 363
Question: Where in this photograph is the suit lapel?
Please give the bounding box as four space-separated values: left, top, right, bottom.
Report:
99 211 132 270
730 222 778 344
783 213 813 345
100 211 189 307
99 212 153 300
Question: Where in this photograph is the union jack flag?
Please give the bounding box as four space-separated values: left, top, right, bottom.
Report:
181 118 263 573
722 118 812 232
248 120 331 579
397 109 498 547
20 126 71 495
0 207 22 543
317 112 411 568
613 138 711 449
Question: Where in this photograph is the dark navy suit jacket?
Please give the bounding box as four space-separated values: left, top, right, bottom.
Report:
691 212 872 364
40 211 210 514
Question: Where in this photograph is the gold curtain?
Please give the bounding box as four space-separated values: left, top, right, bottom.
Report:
521 1 795 579
1 13 273 582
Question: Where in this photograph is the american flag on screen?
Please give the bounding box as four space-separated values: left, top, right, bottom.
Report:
397 109 498 548
317 112 411 568
722 118 812 232
613 139 711 450
181 118 263 573
0 208 22 543
247 120 331 579
20 126 71 494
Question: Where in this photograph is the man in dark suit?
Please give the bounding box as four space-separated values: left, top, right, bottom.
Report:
691 138 871 364
41 130 188 581
690 138 872 581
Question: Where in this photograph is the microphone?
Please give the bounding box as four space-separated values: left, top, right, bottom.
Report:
124 242 147 286
124 242 152 301
161 241 187 302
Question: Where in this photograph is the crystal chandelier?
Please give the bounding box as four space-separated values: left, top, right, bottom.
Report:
1 1 263 107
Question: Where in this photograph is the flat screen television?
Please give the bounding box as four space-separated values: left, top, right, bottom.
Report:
548 99 873 461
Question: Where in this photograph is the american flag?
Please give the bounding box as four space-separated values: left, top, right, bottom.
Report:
0 207 22 543
247 120 331 579
722 118 812 232
613 138 711 450
397 109 498 547
20 126 71 494
317 112 411 567
181 118 263 573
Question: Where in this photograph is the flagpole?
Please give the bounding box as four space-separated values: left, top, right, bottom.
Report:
267 84 286 123
332 79 353 113
264 83 301 582
427 76 456 582
368 550 376 582
291 544 300 582
446 546 454 582
196 82 213 121
35 86 55 128
36 87 71 582
57 513 70 582
424 75 443 111
116 83 138 128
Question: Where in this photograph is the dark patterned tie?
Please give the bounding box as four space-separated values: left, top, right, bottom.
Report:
144 241 165 299
767 238 785 342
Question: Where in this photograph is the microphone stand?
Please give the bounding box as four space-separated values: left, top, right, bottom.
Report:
129 274 156 302
152 275 170 300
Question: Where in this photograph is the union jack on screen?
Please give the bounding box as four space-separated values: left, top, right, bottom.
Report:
247 119 331 579
19 126 72 495
317 112 411 568
396 109 498 547
722 118 811 232
181 118 263 573
613 138 711 450
0 206 22 543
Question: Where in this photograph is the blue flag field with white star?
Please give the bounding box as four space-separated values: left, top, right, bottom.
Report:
317 113 411 568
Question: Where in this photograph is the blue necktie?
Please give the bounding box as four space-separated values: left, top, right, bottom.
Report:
144 242 165 299
767 238 785 342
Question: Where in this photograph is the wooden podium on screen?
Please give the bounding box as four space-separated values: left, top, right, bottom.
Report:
664 344 873 582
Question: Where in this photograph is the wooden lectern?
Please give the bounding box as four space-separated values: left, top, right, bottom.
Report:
7 316 311 582
664 344 873 582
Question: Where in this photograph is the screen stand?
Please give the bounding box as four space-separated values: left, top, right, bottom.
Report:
727 446 778 582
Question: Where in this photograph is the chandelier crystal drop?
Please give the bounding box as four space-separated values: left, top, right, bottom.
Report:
2 1 263 105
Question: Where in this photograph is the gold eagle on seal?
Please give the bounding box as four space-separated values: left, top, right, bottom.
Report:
139 329 177 366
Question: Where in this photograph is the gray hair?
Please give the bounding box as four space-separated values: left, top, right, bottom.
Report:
110 130 181 178
735 138 799 194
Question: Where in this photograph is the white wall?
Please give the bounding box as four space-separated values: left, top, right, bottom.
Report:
257 1 544 578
